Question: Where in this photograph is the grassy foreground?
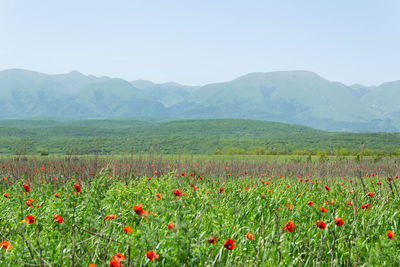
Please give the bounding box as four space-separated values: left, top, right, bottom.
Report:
1 159 400 266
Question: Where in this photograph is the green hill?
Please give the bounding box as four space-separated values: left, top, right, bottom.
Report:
0 69 399 132
0 119 398 155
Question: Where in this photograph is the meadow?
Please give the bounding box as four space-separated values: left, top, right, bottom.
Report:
1 155 399 266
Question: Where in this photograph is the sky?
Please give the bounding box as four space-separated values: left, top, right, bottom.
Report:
0 0 399 86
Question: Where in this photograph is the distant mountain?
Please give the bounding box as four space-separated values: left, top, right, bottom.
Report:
0 69 167 119
0 69 399 132
183 71 398 131
131 79 198 107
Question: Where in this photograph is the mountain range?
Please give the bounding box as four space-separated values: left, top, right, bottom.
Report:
0 69 399 132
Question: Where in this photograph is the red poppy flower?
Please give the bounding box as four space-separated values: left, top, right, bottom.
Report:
347 200 352 206
74 183 81 193
324 185 330 191
316 220 326 229
246 233 254 240
133 205 144 215
334 218 344 226
282 220 295 232
1 240 13 250
55 193 61 199
388 230 394 240
123 226 132 233
208 236 217 244
155 193 161 200
23 182 30 193
146 250 159 261
167 222 175 230
113 253 124 262
307 201 313 206
219 187 225 193
367 192 374 197
224 238 235 250
173 189 182 197
3 193 9 199
105 215 116 220
181 172 186 176
26 214 35 224
26 198 33 207
109 259 121 267
319 207 327 213
361 203 370 209
54 214 63 224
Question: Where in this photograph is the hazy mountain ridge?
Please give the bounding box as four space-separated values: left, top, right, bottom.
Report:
0 69 399 132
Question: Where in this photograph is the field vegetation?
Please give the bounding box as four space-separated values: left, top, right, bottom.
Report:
1 155 399 266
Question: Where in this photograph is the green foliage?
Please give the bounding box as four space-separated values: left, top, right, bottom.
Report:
0 119 399 155
40 150 49 156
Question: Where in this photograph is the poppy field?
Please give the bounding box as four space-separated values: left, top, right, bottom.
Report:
1 155 400 266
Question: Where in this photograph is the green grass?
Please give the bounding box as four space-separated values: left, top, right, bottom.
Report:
1 160 400 266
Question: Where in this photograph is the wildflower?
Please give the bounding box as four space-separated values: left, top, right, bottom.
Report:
307 201 313 206
316 220 326 229
26 214 35 224
55 193 61 199
113 253 125 262
319 207 327 213
173 189 182 197
1 240 13 250
54 214 63 224
224 238 235 250
146 250 159 261
282 220 295 232
105 215 116 220
334 218 344 226
361 203 370 209
367 192 374 197
285 203 293 210
23 182 30 193
208 236 217 244
167 222 175 230
133 205 144 215
246 233 254 240
219 187 225 193
324 185 330 191
155 193 161 200
347 200 352 206
3 193 9 199
74 183 81 193
388 231 394 240
123 226 132 233
109 259 121 267
26 198 34 207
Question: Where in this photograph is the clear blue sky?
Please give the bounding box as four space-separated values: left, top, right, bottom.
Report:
0 0 399 86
